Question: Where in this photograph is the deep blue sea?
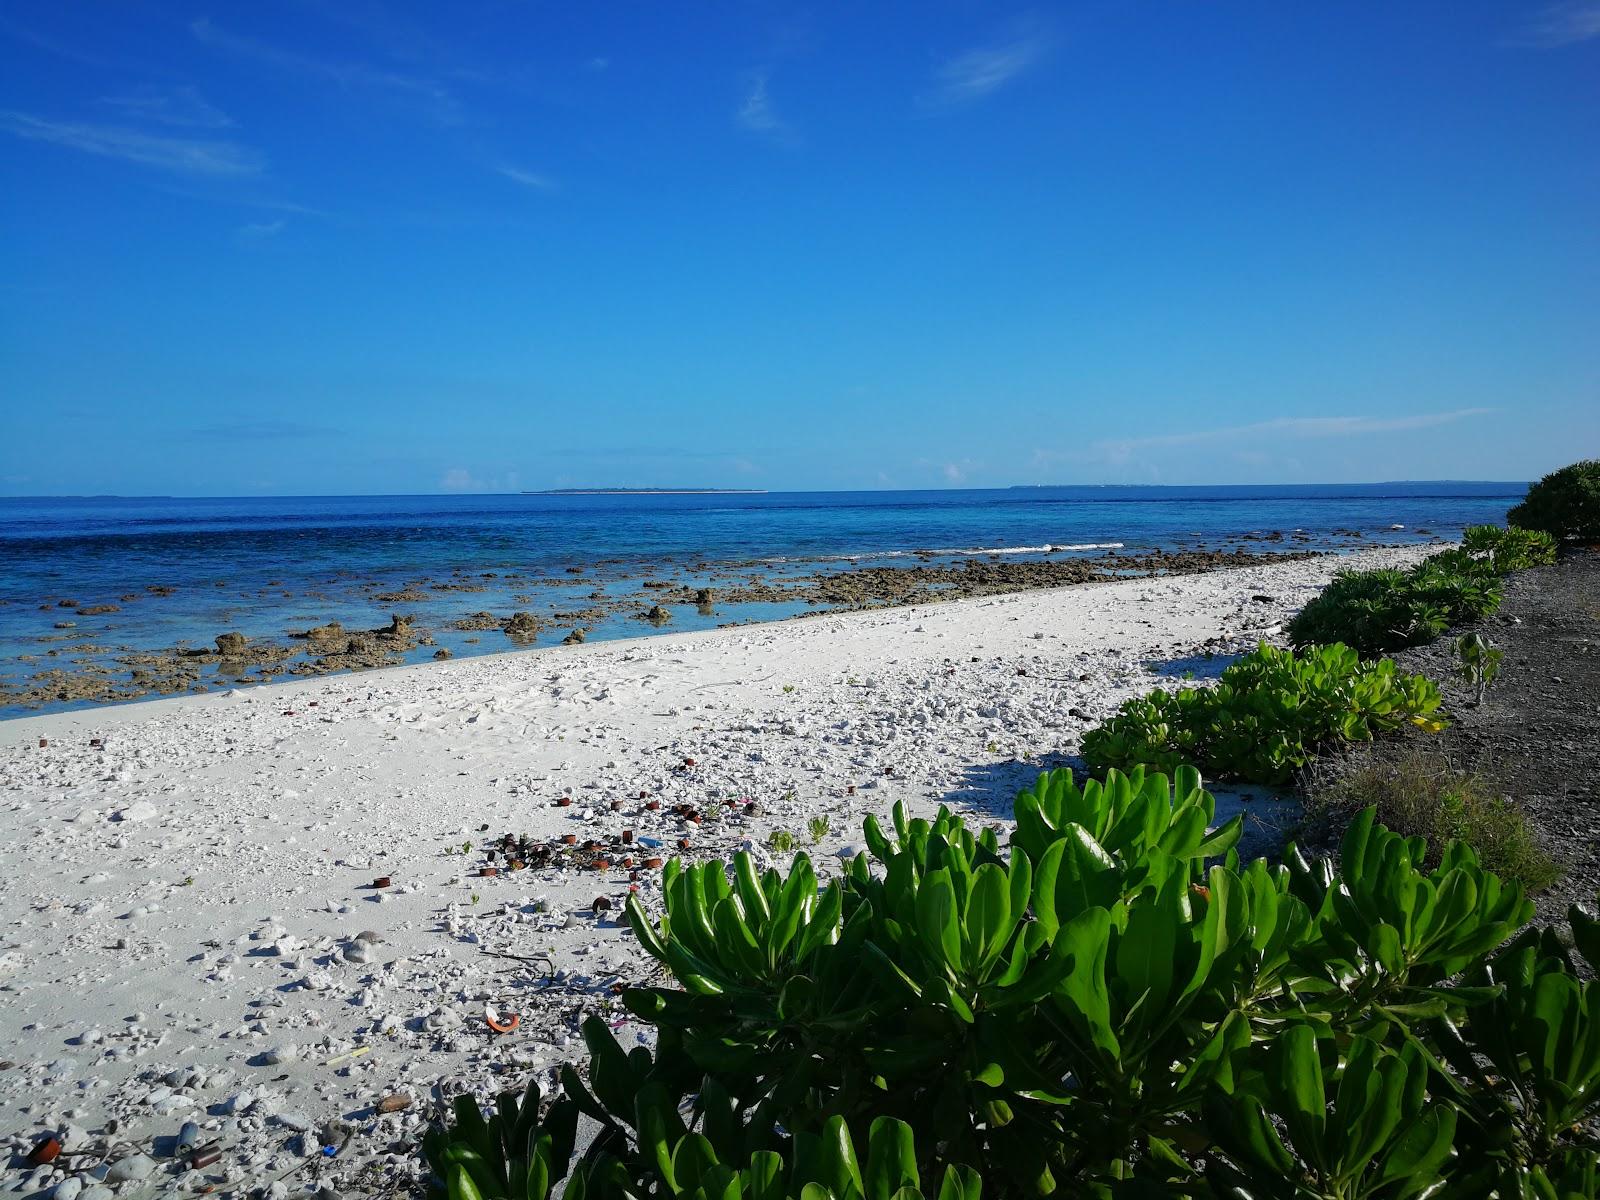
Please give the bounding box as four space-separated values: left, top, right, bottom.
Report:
0 483 1527 716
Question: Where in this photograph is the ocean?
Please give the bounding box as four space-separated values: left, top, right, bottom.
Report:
0 483 1526 716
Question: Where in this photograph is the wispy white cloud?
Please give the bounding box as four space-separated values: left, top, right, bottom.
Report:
497 165 557 191
440 467 520 493
737 69 792 138
1516 1 1600 46
103 85 232 129
191 17 460 123
929 19 1053 106
239 218 286 239
1084 408 1494 464
918 457 985 484
586 56 610 72
0 109 261 175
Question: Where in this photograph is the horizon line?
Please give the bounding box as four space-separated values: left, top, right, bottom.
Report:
0 479 1532 502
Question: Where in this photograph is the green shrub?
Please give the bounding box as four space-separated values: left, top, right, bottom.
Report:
1285 524 1558 658
1409 547 1505 617
424 1069 977 1200
1285 566 1448 654
1462 523 1557 571
1081 642 1443 784
1508 459 1600 542
424 772 1600 1197
1286 549 1504 656
1305 747 1559 892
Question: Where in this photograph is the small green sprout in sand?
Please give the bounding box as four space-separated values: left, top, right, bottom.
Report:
782 684 795 694
471 893 481 906
1456 632 1503 705
807 816 830 844
767 829 796 854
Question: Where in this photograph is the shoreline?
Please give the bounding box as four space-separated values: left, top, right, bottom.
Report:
1 544 1354 718
0 544 1436 1196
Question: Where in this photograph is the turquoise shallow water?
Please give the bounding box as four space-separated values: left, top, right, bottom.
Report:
0 483 1526 716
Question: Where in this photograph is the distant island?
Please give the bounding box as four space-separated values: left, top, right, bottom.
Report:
525 488 769 495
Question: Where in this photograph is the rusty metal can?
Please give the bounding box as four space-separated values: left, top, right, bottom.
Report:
26 1136 61 1166
190 1142 223 1169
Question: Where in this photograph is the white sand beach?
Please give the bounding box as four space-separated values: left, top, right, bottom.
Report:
0 545 1433 1197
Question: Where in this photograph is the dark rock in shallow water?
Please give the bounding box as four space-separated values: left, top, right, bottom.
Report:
215 632 248 657
284 613 422 675
562 628 587 645
377 614 414 639
292 620 347 644
502 612 542 638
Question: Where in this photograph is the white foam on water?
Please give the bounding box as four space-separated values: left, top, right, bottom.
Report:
778 541 1126 564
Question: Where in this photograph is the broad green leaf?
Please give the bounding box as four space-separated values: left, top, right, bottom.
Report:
446 1164 485 1200
916 869 963 971
1054 907 1120 1058
966 864 1013 974
864 1118 918 1200
1274 1024 1327 1167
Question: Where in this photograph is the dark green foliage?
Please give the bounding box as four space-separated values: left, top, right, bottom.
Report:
1462 524 1558 571
1285 524 1555 658
1286 566 1451 654
1080 642 1443 784
1204 1027 1455 1199
1286 548 1505 656
1509 459 1600 542
426 1070 977 1200
422 1076 575 1200
423 769 1600 1198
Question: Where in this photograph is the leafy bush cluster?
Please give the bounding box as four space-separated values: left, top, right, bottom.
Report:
1285 525 1553 656
1462 523 1559 572
1080 642 1442 784
1509 459 1600 543
1287 555 1489 657
425 769 1600 1198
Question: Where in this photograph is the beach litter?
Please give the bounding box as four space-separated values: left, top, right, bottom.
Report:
484 1004 521 1034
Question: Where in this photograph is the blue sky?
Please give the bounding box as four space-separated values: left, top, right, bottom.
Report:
2 2 1597 495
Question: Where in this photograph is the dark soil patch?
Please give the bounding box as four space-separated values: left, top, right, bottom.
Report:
1305 549 1600 920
